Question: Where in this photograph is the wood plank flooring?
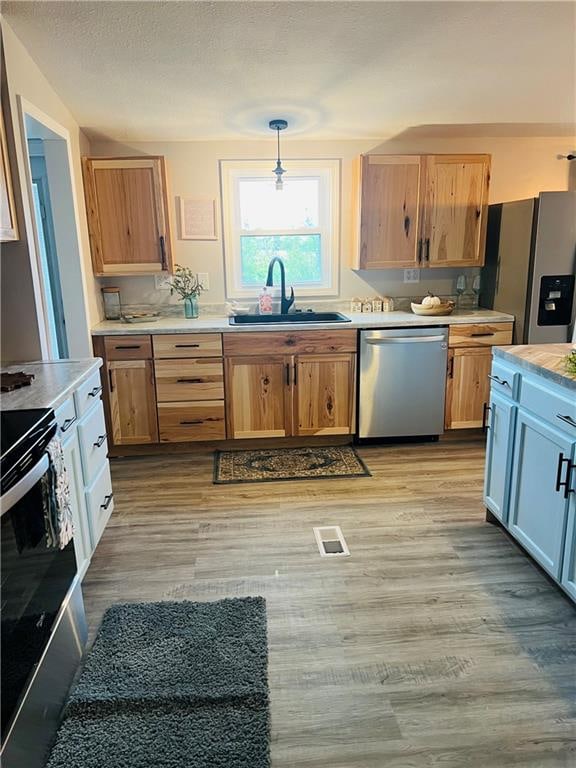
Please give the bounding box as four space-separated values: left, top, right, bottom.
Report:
82 436 576 768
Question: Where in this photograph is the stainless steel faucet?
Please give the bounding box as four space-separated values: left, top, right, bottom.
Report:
265 257 295 315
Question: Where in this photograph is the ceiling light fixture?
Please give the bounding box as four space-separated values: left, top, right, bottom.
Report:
269 119 288 191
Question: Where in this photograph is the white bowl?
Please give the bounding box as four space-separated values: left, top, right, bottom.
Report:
411 302 455 316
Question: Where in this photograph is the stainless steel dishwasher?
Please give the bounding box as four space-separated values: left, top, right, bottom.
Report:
358 327 449 439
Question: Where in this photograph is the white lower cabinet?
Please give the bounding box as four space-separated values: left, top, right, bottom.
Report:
85 460 114 549
54 365 112 576
484 392 516 523
61 430 91 576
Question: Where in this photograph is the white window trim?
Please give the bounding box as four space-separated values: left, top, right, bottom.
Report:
220 158 340 299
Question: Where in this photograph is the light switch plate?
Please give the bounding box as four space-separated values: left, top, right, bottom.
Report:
404 268 420 283
154 274 172 290
198 272 210 290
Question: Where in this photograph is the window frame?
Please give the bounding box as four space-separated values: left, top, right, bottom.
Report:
220 158 340 299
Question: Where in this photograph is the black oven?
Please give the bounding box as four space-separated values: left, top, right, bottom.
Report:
1 408 85 768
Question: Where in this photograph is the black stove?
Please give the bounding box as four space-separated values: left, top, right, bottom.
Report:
1 409 56 496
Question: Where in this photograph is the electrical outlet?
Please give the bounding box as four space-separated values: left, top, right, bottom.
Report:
404 268 420 284
154 274 172 291
198 272 210 290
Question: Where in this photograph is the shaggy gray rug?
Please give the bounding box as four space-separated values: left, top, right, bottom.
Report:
47 597 269 768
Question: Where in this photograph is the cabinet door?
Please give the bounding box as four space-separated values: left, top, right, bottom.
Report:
225 356 292 439
484 392 516 523
107 359 159 445
509 410 573 580
294 354 356 436
83 157 172 275
355 155 423 269
423 155 490 267
62 431 92 573
0 104 18 242
445 347 491 429
561 489 576 602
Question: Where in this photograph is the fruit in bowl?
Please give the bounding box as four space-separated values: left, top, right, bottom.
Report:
411 294 455 316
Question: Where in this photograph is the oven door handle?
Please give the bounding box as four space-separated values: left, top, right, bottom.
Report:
1 453 50 516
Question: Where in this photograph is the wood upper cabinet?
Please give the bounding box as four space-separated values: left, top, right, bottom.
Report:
82 156 173 276
423 155 490 268
352 155 423 269
0 101 18 242
352 153 490 269
225 356 293 439
294 354 356 436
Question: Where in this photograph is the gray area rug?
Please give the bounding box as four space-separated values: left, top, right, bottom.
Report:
47 597 269 768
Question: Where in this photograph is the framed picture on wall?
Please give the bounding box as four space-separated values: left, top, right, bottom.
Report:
179 197 218 240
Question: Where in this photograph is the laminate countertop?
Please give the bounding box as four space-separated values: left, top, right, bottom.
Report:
494 344 576 391
1 358 102 411
92 308 514 335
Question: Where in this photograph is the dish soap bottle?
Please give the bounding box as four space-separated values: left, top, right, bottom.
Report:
258 286 273 314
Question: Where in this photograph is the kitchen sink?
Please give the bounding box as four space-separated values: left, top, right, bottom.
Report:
228 312 351 325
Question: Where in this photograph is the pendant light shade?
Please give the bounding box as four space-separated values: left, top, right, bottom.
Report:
269 119 288 191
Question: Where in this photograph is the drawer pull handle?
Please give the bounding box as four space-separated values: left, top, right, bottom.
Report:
180 419 203 425
93 434 106 448
482 402 491 433
88 386 102 398
557 414 576 428
488 374 510 388
175 343 200 348
61 416 77 433
555 453 575 498
177 378 203 384
100 493 114 510
470 332 495 337
114 345 141 350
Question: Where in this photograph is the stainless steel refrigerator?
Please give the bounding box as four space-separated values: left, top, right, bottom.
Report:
482 191 576 344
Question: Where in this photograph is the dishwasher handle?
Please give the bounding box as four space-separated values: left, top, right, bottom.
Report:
364 334 447 345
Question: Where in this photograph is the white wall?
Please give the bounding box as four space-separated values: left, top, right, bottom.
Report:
92 133 575 310
1 20 99 362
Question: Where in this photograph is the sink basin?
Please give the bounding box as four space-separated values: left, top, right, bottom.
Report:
228 312 351 325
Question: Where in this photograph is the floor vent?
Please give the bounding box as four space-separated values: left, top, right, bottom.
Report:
313 526 350 558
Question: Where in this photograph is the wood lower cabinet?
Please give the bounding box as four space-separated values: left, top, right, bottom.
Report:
445 347 492 429
108 359 159 444
445 322 514 430
225 356 292 439
82 156 173 276
294 354 356 436
224 333 357 440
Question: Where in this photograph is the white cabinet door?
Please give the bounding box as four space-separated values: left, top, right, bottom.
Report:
508 409 574 580
560 464 576 601
62 431 92 574
484 392 516 523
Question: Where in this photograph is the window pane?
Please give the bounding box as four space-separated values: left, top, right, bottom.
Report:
239 178 319 230
240 235 322 286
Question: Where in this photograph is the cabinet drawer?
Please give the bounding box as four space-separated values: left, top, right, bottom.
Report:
448 323 513 348
74 367 104 417
488 360 520 401
55 397 78 439
158 401 226 442
519 376 576 434
155 358 224 402
78 401 108 485
85 460 114 549
104 335 152 360
153 333 222 359
223 330 357 356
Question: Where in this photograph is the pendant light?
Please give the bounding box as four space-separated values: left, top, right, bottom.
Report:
269 119 288 191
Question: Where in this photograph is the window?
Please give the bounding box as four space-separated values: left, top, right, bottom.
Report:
220 159 340 298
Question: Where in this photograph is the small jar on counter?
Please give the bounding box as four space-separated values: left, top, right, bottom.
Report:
361 298 373 313
350 297 362 313
382 296 395 312
371 297 383 313
101 287 122 320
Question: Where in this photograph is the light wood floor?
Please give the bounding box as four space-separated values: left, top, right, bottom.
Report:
82 436 576 768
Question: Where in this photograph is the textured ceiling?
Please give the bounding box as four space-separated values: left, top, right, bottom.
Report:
3 1 575 141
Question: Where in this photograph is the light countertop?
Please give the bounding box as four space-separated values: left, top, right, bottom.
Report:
92 308 514 336
494 344 576 391
1 358 102 411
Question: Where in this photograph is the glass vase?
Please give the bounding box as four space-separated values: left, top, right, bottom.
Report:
184 296 198 319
